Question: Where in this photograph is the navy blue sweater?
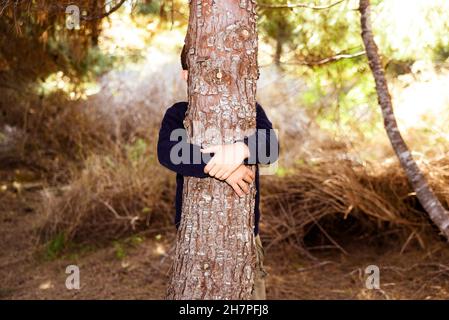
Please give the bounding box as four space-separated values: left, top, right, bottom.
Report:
157 101 278 235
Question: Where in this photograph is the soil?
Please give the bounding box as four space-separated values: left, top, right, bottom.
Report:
1 168 449 300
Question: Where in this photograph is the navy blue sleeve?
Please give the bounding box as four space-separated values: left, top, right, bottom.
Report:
244 103 279 165
157 103 209 178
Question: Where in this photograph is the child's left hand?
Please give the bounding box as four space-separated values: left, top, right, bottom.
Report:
201 142 250 180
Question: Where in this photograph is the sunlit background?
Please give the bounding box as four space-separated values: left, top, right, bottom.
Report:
30 0 449 163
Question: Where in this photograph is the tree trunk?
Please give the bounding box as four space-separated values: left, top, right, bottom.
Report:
359 0 449 239
166 0 259 299
89 0 103 46
274 37 282 67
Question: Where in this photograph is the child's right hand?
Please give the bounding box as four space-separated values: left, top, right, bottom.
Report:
225 164 255 197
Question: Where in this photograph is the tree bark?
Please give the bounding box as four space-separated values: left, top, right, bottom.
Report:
359 0 449 239
166 0 259 299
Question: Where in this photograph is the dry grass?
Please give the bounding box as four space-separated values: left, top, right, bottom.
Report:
1 57 185 248
260 153 449 255
37 138 449 254
37 137 175 245
0 91 117 184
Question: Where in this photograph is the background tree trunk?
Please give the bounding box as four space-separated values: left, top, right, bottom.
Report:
359 0 449 239
166 0 259 299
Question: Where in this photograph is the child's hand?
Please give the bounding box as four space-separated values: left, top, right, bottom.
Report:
224 164 255 197
201 142 250 180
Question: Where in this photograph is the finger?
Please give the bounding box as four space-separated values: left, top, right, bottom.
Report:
209 165 221 177
215 170 224 180
221 169 233 181
204 159 216 173
215 168 228 180
218 165 235 179
241 166 254 176
241 168 252 178
221 165 235 178
229 163 241 174
237 180 250 194
243 174 253 183
230 183 244 197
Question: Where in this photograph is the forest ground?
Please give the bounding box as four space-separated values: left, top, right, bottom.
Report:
2 167 449 300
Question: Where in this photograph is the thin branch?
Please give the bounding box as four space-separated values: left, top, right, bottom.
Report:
258 0 346 10
305 210 349 255
0 0 11 15
0 0 127 21
283 50 365 67
359 0 449 240
81 0 126 21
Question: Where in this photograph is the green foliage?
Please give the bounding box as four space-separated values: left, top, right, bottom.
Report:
258 0 363 64
135 0 188 26
113 235 144 260
258 1 373 138
45 232 67 260
258 0 449 145
113 241 127 260
79 46 117 78
126 138 149 162
129 235 144 246
433 42 449 64
137 0 164 15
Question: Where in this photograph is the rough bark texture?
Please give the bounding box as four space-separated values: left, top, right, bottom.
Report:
166 0 259 299
359 0 449 239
